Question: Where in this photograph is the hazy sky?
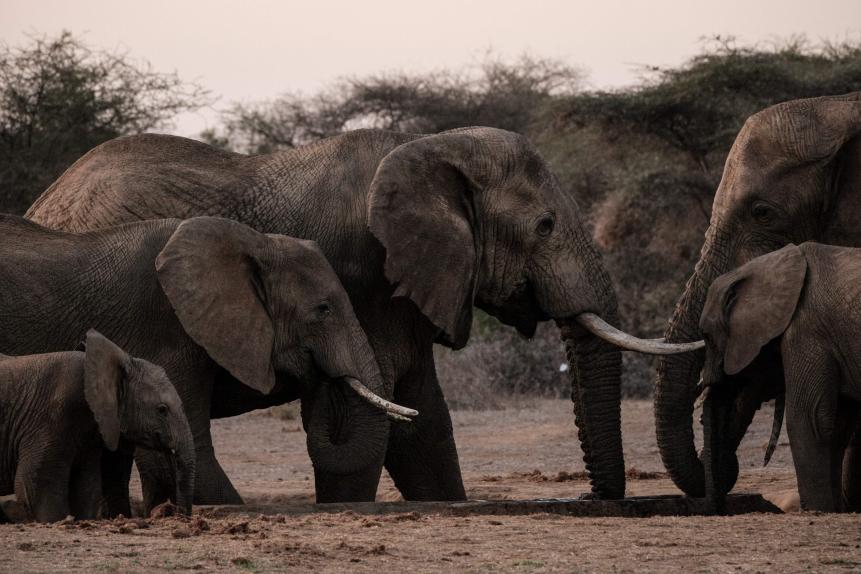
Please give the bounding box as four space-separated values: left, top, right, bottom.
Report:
3 0 860 136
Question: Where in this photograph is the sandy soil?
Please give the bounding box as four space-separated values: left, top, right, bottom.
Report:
1 399 859 573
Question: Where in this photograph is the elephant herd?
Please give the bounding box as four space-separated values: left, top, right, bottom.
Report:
0 92 859 522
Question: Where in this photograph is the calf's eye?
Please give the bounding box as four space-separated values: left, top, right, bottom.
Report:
535 214 555 237
157 404 169 416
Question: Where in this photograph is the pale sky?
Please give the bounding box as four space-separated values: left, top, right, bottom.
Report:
3 0 860 136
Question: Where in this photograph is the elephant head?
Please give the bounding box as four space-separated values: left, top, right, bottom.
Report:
155 217 411 488
83 329 196 514
699 245 805 510
368 127 699 498
655 92 861 497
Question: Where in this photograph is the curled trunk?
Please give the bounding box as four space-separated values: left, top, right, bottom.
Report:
655 225 730 497
304 380 389 482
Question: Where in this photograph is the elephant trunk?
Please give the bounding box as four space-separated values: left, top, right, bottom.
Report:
303 320 390 501
702 385 738 514
559 317 625 498
655 224 731 497
546 232 626 499
304 380 388 484
171 421 196 516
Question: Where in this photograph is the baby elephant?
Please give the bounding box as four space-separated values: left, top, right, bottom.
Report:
700 243 860 512
0 331 194 522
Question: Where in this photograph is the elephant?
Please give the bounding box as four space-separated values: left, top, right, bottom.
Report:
0 330 195 522
0 214 407 514
654 92 861 497
699 243 861 512
25 127 700 502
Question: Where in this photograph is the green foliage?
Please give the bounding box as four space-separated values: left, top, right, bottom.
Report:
0 31 208 214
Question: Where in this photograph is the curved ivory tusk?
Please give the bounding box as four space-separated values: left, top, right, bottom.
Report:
763 393 785 467
345 377 419 418
575 313 705 355
387 412 412 423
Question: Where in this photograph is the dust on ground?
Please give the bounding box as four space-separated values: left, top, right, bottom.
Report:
1 400 859 573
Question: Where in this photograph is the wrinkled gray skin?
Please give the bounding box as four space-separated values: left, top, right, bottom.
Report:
28 127 629 501
700 244 861 512
0 215 388 513
655 92 861 497
0 331 195 523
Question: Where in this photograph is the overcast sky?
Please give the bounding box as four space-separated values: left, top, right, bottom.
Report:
3 0 860 136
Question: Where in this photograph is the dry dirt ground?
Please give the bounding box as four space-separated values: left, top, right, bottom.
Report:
1 399 859 573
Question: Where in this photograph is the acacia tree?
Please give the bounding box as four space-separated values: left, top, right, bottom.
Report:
202 54 582 154
0 31 208 213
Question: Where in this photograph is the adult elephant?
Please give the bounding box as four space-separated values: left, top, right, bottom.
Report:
0 215 406 512
655 92 861 497
28 127 697 502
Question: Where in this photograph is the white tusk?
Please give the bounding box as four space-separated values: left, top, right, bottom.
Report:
575 313 705 355
387 412 412 423
345 377 418 418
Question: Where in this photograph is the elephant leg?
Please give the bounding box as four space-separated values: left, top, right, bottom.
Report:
784 348 843 511
190 434 243 505
14 450 71 523
384 357 466 501
69 448 102 520
100 448 133 518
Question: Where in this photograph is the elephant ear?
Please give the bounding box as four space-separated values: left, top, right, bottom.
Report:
768 92 861 162
719 245 807 375
156 217 276 394
83 330 129 451
368 132 489 349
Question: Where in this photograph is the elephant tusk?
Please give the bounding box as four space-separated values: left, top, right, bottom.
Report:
575 313 705 355
345 377 419 418
387 412 412 423
763 393 785 467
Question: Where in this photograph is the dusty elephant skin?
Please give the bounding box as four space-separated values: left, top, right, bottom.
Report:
23 127 699 502
0 331 194 522
654 92 861 497
700 243 861 513
0 215 394 514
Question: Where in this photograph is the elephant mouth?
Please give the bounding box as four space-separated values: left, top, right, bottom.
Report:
476 280 547 338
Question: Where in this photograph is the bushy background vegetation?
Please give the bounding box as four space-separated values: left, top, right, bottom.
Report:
4 33 861 406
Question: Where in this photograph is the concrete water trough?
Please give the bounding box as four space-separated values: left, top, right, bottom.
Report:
200 493 781 519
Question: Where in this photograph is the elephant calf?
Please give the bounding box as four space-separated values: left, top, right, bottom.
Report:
0 331 194 523
700 243 861 512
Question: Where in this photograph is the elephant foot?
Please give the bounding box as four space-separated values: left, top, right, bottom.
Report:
192 447 243 506
385 432 467 502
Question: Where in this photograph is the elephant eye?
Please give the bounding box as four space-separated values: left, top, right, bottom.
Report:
535 214 555 237
157 404 169 416
316 302 332 317
751 201 776 224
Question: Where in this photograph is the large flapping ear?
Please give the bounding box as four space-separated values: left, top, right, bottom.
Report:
368 131 501 349
764 92 861 162
156 217 276 394
720 245 807 375
83 330 129 451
